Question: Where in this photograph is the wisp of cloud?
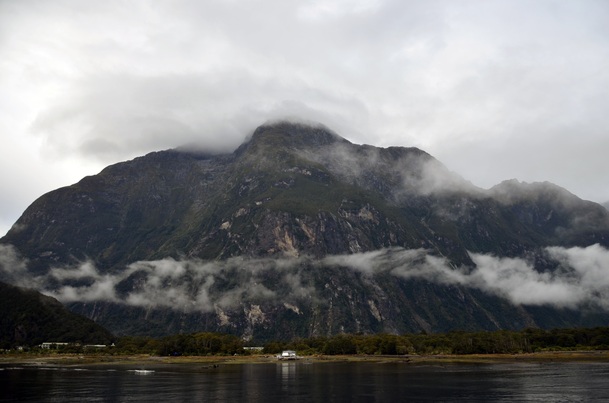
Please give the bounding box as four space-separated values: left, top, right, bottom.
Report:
2 242 609 312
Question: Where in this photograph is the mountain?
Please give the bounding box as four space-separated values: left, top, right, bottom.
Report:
0 281 114 348
2 121 609 340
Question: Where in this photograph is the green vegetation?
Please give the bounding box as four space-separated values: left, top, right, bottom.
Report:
114 333 245 356
267 327 609 355
5 327 609 356
176 327 609 356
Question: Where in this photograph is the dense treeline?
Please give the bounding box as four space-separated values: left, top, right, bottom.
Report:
7 327 609 356
266 327 609 356
113 333 245 356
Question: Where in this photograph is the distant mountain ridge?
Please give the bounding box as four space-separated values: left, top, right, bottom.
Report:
2 121 609 340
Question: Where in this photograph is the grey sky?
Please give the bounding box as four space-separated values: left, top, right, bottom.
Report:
1 0 609 236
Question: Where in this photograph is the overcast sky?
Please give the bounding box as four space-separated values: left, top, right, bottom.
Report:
1 0 609 237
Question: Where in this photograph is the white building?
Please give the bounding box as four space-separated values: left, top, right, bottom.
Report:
278 350 299 360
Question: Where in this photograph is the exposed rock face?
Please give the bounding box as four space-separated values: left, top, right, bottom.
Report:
2 121 609 340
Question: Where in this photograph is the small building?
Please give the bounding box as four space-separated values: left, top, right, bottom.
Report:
40 342 70 349
277 350 299 360
243 346 264 351
84 344 108 350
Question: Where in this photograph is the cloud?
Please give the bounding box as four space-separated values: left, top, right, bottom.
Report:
546 244 609 305
322 245 609 309
323 247 424 274
50 276 118 303
3 0 609 239
4 242 609 313
305 140 478 198
28 255 312 312
0 244 30 286
466 253 585 308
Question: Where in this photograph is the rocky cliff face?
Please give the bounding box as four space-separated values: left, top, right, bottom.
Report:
2 122 609 340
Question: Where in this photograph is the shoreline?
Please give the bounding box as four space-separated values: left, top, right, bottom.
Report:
2 350 608 367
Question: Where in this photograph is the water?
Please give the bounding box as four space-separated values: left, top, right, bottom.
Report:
2 361 609 402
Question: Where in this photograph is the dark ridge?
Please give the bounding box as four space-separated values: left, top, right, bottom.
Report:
235 121 351 156
0 281 114 348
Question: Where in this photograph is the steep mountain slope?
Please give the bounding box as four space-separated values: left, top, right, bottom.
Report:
0 281 114 348
2 122 609 340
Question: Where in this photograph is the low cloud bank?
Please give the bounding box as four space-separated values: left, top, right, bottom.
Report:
327 245 609 309
1 243 609 312
0 244 30 286
306 142 479 198
41 256 315 313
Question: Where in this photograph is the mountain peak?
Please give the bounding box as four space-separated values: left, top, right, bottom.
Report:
242 121 351 151
490 179 578 204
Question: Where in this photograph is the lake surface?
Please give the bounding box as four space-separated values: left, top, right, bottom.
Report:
2 360 609 402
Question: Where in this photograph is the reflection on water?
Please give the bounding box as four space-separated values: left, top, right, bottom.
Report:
2 361 609 402
280 362 296 393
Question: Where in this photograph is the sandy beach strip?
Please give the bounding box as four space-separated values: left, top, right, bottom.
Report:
1 350 609 367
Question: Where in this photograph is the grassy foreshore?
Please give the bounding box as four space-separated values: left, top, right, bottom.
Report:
2 350 609 367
